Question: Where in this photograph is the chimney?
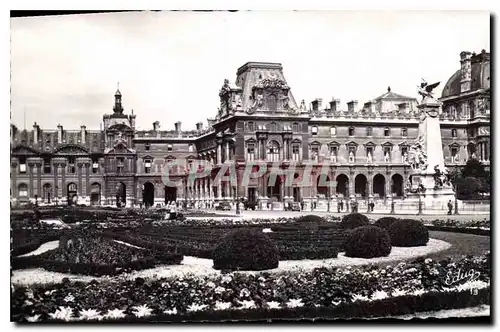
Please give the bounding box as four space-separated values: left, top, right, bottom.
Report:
311 98 323 111
57 124 63 143
129 110 136 129
347 100 358 113
329 98 340 112
80 125 86 144
33 122 39 144
460 51 472 93
153 121 160 132
174 121 182 136
196 122 203 131
207 118 215 128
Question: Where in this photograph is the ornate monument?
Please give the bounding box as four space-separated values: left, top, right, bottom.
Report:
406 79 456 210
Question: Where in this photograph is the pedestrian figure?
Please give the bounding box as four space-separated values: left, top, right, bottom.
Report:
447 200 453 215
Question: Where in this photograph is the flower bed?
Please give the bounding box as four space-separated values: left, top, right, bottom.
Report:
11 253 490 322
11 234 183 276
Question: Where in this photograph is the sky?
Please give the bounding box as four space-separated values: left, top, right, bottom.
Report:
10 10 490 131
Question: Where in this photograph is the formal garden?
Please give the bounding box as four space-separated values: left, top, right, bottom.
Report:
10 207 491 322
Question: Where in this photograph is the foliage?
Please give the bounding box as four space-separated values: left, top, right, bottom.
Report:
11 253 491 322
387 219 429 247
212 229 279 271
344 226 392 258
340 213 369 230
374 217 399 230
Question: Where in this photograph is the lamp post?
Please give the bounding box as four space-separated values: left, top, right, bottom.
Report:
417 184 423 215
390 193 395 214
454 165 459 215
55 186 59 206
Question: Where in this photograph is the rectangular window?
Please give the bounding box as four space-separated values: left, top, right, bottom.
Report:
292 144 300 161
92 162 99 174
167 144 173 152
311 126 318 135
451 148 458 162
401 128 407 137
19 189 28 197
19 163 26 173
330 127 336 137
366 127 372 136
366 146 373 157
144 160 152 173
383 147 392 162
145 143 150 151
43 158 51 174
348 127 355 136
329 146 338 162
247 144 255 161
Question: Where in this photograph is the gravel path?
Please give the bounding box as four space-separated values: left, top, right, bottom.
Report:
16 241 59 257
424 231 490 261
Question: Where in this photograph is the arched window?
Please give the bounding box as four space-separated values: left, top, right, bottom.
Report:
267 141 280 162
18 183 28 197
348 127 355 136
366 127 372 136
330 127 336 137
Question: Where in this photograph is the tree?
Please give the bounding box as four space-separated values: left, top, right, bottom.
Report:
461 159 488 179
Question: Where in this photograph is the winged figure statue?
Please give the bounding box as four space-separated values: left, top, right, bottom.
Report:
417 79 440 100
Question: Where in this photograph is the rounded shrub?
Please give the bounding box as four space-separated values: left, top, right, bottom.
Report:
340 213 369 230
296 215 327 223
212 229 279 271
374 217 399 230
387 219 429 247
344 226 392 258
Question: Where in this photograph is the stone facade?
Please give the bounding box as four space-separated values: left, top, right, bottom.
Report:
10 52 490 209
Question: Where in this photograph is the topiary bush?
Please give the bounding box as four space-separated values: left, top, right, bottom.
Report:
374 217 399 230
387 219 429 247
212 229 279 271
344 226 392 258
296 215 327 223
340 213 369 230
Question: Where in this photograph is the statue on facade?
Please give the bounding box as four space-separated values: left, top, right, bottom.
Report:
348 151 355 163
282 95 290 110
247 93 264 114
330 154 337 163
300 99 307 111
367 152 373 163
418 79 440 101
403 152 409 163
219 79 232 115
384 152 390 163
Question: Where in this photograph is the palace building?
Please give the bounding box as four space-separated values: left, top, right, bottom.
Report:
10 50 490 210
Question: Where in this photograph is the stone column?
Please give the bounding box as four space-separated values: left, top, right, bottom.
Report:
11 158 18 198
77 162 83 196
28 164 34 198
217 142 222 164
53 164 59 198
225 141 230 163
36 164 42 197
61 165 67 198
85 164 91 196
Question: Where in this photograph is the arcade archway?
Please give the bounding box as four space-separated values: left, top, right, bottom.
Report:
142 182 155 208
336 174 349 198
391 174 404 197
267 175 282 201
373 174 386 198
355 174 368 198
316 174 331 197
43 183 52 204
67 183 78 205
90 183 101 206
165 185 177 204
116 182 126 207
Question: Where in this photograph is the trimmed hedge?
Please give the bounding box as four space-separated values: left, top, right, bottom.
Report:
344 226 392 258
374 217 399 230
212 229 279 271
295 215 327 223
340 213 369 230
387 219 429 247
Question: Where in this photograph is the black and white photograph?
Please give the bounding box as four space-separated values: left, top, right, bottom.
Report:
9 9 491 323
